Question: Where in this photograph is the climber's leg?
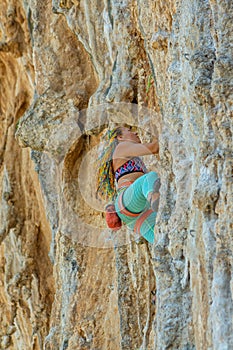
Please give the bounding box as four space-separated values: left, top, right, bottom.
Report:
122 171 160 213
114 171 160 243
133 209 157 243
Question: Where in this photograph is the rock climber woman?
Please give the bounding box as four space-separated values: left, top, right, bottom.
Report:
96 126 160 243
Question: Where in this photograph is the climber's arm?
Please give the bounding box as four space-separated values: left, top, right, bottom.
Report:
115 140 159 158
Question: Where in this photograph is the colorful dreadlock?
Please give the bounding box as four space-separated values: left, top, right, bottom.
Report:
96 127 122 201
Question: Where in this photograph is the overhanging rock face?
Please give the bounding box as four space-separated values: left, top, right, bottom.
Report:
0 0 232 349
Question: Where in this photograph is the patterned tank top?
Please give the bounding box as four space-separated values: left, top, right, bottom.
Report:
114 157 147 182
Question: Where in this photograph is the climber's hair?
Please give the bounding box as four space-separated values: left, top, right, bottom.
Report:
96 126 123 201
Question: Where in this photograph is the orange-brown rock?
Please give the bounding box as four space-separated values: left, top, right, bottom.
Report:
0 0 232 349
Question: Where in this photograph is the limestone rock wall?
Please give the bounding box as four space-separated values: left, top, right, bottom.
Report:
0 0 232 349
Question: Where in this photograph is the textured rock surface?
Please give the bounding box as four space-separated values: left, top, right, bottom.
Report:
0 0 233 349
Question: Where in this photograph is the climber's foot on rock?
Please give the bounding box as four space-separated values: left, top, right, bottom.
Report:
153 178 161 193
148 192 160 212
